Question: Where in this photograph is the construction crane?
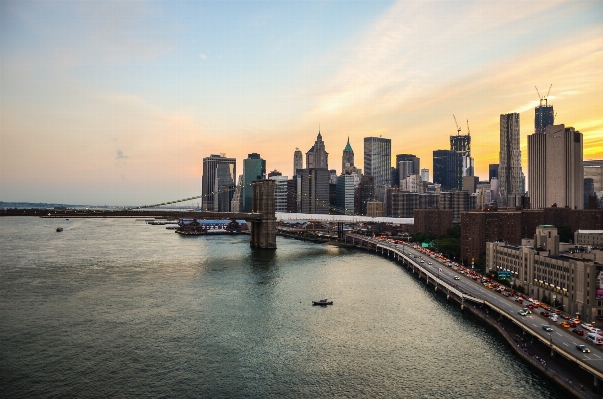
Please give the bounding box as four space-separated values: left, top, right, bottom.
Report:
535 84 553 107
466 120 471 136
453 115 461 135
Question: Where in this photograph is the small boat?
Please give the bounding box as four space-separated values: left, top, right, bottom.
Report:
312 299 333 306
56 227 63 232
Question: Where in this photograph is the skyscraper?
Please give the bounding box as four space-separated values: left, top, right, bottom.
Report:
336 174 356 215
364 137 391 200
499 113 523 206
535 102 555 134
342 137 355 173
398 160 414 186
432 150 457 191
450 132 473 190
201 154 236 211
306 131 328 169
395 154 420 177
242 153 266 212
299 168 330 214
293 148 303 175
489 164 499 181
528 124 583 209
214 163 236 212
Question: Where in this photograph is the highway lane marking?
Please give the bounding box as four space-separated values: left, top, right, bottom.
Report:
563 342 568 346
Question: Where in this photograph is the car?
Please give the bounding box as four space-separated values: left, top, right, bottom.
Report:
518 310 527 316
420 260 425 263
582 323 593 330
562 315 571 320
573 328 585 336
540 311 550 317
577 344 591 353
428 262 433 265
454 276 460 280
569 322 577 327
522 308 532 314
560 321 570 328
542 325 553 332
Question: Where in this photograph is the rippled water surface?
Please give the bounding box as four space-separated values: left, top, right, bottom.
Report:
0 217 562 398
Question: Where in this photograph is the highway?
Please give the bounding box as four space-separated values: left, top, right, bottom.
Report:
354 235 603 379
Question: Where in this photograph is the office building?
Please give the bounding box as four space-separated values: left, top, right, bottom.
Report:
489 164 499 181
450 132 473 190
231 175 243 212
286 177 300 213
269 175 289 213
439 190 475 222
528 124 583 209
202 154 236 211
401 174 422 193
433 150 458 191
293 148 303 176
395 154 419 185
462 176 479 194
499 113 523 206
585 178 595 209
486 226 603 322
299 168 330 214
242 153 266 212
214 163 236 212
584 160 603 191
336 174 356 215
306 131 329 169
364 137 392 200
355 175 375 216
421 168 429 183
387 189 439 218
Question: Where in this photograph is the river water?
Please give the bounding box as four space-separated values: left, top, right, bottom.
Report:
0 217 562 398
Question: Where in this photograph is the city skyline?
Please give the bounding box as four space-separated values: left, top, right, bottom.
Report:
1 1 602 205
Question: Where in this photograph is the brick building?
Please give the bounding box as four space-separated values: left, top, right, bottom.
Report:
414 208 453 237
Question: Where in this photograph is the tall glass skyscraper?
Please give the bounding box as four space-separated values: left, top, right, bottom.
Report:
432 150 457 191
499 113 523 205
364 137 391 200
242 153 266 212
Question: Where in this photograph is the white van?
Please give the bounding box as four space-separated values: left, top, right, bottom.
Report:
550 314 558 322
586 333 603 345
592 328 603 335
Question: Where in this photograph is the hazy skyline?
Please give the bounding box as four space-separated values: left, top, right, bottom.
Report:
2 0 602 206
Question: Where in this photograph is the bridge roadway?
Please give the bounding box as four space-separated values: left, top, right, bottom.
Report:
35 209 264 220
347 234 603 385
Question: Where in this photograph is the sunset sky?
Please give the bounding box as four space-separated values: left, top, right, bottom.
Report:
1 0 602 206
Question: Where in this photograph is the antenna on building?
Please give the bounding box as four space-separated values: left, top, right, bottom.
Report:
453 115 461 135
467 120 470 136
535 84 553 107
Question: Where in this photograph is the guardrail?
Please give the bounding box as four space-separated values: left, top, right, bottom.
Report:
486 301 603 382
347 234 484 304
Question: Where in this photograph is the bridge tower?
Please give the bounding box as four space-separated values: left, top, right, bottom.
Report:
249 179 277 249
